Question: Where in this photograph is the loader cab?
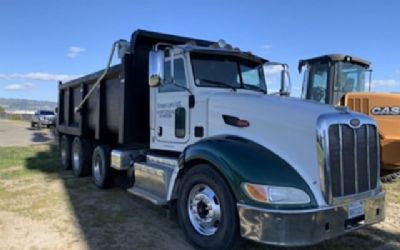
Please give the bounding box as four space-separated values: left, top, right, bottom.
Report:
299 54 371 105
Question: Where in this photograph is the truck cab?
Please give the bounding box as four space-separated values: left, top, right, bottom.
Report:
149 42 289 152
58 31 385 249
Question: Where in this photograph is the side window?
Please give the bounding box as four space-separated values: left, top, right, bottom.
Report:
240 65 262 87
160 58 187 93
175 107 186 138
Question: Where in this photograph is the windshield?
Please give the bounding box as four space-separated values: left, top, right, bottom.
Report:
333 61 369 95
191 53 266 92
40 111 55 115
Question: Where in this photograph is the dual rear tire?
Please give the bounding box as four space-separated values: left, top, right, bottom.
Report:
71 137 92 177
59 135 113 188
91 145 114 188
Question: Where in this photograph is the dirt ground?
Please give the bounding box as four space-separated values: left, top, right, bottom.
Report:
0 119 54 146
0 145 399 250
0 115 400 250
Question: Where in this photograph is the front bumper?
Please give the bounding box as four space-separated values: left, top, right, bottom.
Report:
38 119 55 125
237 192 385 247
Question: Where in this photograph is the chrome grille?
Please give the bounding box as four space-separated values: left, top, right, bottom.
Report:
328 124 378 198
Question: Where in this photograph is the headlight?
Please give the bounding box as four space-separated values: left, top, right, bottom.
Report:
242 183 310 205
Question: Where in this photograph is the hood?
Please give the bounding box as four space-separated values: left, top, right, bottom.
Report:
206 92 357 205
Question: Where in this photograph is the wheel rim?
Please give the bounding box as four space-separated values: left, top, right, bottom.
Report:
61 141 67 165
93 155 102 182
187 184 221 236
72 141 80 172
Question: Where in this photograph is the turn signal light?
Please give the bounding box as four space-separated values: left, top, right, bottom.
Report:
242 183 268 203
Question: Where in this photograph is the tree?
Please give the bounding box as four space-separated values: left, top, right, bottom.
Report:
0 105 4 114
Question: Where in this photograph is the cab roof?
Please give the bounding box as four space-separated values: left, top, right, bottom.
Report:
131 29 268 63
298 54 371 72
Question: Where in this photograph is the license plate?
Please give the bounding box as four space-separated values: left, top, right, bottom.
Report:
348 201 364 219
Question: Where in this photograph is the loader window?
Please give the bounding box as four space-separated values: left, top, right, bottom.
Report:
332 62 369 104
160 58 187 93
306 63 329 104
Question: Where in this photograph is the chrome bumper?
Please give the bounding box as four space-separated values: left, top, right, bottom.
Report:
237 192 385 247
38 120 55 125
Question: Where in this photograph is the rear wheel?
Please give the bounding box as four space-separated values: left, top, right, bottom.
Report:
71 137 92 177
60 135 72 170
177 164 239 250
92 145 113 188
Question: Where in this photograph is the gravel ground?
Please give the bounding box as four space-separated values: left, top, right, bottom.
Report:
0 119 54 147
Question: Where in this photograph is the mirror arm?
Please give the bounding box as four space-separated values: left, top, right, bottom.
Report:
170 49 175 84
155 42 173 51
368 69 372 92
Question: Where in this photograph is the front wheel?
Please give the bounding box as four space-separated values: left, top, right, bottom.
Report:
177 164 239 250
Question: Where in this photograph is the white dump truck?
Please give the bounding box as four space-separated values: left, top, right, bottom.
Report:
57 30 385 249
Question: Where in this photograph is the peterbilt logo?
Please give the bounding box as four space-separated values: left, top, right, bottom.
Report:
371 106 400 115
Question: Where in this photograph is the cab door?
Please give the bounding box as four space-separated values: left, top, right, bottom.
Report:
154 57 190 144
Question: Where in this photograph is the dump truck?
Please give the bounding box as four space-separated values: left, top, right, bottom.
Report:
57 31 385 249
299 54 400 182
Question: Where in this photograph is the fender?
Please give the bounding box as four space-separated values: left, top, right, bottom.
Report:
181 135 317 209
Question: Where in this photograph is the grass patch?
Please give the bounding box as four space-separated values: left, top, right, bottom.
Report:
0 145 60 180
0 145 64 219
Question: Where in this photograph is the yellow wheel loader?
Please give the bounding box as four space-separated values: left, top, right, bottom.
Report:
299 54 400 182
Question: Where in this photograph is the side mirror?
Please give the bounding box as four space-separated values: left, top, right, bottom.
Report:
149 50 165 87
264 62 291 96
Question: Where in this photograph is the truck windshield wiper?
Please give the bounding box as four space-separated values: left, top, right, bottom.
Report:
197 78 237 91
243 84 267 94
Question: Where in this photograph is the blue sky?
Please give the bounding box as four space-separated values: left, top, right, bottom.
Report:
0 0 399 101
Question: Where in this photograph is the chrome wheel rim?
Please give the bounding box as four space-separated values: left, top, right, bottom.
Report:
93 155 102 182
72 142 80 172
187 184 221 236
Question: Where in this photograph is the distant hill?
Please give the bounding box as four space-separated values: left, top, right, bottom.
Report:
0 98 57 113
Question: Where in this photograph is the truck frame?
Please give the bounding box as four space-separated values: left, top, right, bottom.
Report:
58 30 385 249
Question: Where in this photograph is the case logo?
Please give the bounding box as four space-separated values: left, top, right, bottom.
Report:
371 106 400 115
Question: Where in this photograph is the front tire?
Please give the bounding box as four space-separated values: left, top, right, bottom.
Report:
60 135 72 170
91 145 113 188
177 164 239 250
71 137 92 177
